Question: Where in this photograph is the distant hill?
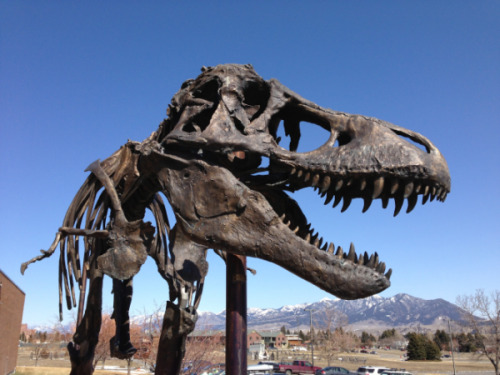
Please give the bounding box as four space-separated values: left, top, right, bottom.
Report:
31 293 465 334
196 293 465 333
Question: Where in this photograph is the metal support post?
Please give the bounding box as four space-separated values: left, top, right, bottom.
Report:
226 254 247 375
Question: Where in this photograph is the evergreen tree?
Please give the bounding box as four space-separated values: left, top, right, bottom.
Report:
433 329 450 351
407 333 426 360
379 328 396 340
407 332 441 360
425 338 441 360
298 330 305 341
361 331 376 345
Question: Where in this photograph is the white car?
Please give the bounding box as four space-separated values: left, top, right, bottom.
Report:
356 366 390 375
248 363 274 374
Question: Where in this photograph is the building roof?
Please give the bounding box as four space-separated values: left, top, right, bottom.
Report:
0 269 26 295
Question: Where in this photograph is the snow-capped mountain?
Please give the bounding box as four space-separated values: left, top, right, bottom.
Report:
196 293 464 331
28 293 464 334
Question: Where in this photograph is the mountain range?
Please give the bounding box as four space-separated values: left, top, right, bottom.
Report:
195 293 465 333
29 293 465 334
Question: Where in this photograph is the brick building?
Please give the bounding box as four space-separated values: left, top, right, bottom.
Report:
0 270 26 375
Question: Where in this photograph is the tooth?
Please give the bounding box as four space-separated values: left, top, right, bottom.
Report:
390 179 399 195
360 179 367 191
373 177 385 199
362 197 373 213
347 245 356 262
440 190 447 201
367 254 375 268
319 237 324 248
297 169 303 178
422 187 430 204
314 238 320 247
328 243 335 254
304 172 311 182
341 196 352 212
435 187 442 199
364 252 370 265
311 174 320 187
346 179 353 186
227 152 235 162
415 184 422 194
406 194 418 213
280 214 286 221
285 220 291 227
311 232 319 243
335 179 344 192
290 168 297 176
324 190 335 205
321 176 331 193
335 245 343 257
393 195 404 216
377 262 386 274
374 252 379 267
321 243 328 251
385 269 392 280
293 226 300 234
404 182 414 198
333 194 342 208
320 190 327 198
381 195 389 209
430 187 437 202
305 233 311 242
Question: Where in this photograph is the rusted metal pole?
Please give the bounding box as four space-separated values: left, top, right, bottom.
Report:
226 253 247 375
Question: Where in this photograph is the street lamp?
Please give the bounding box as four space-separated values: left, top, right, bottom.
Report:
448 319 456 375
304 308 315 366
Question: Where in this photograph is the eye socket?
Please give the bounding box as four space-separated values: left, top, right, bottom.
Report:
242 81 269 107
192 79 220 102
181 79 220 133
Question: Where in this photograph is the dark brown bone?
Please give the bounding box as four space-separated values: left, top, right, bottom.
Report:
22 64 451 375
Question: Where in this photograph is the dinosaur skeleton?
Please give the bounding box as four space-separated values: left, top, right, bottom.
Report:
22 64 450 375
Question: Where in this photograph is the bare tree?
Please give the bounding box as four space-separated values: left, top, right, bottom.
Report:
93 314 115 369
182 331 225 374
131 304 165 371
316 306 352 365
456 289 500 375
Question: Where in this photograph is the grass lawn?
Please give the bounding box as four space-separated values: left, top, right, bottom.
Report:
15 346 495 374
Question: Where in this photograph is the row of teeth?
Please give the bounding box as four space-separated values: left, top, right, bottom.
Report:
290 168 448 216
279 213 392 280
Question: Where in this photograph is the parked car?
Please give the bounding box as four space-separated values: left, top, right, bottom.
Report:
248 363 275 374
356 366 390 375
278 360 322 374
258 361 280 371
316 366 352 375
380 370 412 375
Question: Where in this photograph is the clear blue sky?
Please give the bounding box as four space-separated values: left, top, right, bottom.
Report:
1 1 499 327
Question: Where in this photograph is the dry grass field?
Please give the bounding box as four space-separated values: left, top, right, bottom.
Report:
15 346 495 375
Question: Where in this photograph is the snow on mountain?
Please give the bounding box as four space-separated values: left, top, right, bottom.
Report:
28 293 464 334
196 293 464 331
